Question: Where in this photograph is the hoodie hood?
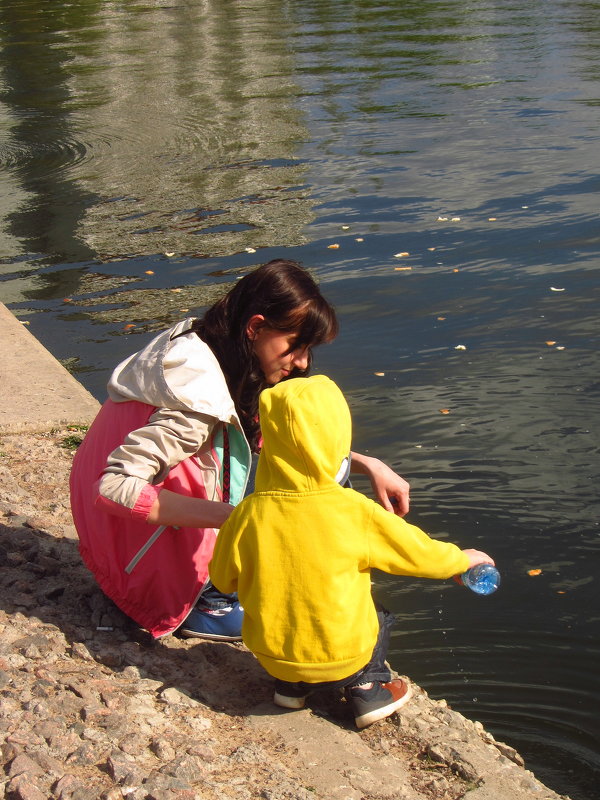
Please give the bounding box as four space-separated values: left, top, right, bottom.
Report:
255 375 351 493
107 318 238 424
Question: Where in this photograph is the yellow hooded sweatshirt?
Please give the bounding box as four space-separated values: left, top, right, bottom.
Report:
209 375 470 684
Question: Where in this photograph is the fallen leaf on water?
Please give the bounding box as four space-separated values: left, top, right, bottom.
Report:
453 268 460 273
355 237 364 242
527 568 542 576
342 225 350 230
437 216 449 221
394 252 409 258
557 590 566 594
245 247 256 253
394 266 412 271
454 344 467 350
451 216 461 221
328 243 340 249
63 298 73 303
374 372 385 376
20 320 30 325
437 316 446 321
124 324 136 330
145 270 154 275
488 217 497 221
545 341 556 346
439 409 450 414
428 247 436 251
164 252 175 257
171 288 182 293
556 346 565 350
550 287 565 292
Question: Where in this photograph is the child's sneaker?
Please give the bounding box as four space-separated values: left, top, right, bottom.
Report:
273 680 310 709
178 602 243 641
348 678 412 728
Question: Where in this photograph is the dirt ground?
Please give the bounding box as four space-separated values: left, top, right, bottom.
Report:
0 429 568 800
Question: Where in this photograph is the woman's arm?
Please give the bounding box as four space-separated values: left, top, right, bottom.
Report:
350 451 410 517
146 489 233 528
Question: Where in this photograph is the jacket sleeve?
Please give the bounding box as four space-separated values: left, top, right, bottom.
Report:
96 407 214 518
367 501 470 579
209 514 240 594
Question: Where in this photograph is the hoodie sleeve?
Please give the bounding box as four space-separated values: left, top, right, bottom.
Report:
209 512 241 594
367 501 470 579
96 407 214 517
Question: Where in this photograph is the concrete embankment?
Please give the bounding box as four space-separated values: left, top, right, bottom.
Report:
0 302 569 800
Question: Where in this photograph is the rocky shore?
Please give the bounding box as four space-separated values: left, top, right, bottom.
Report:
0 427 569 800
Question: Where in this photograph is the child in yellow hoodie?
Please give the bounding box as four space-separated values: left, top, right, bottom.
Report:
209 375 494 728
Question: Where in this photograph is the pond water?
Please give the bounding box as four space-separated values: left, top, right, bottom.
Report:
1 2 599 797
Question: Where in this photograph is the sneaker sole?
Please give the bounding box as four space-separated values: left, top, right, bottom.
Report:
273 692 307 710
354 682 412 729
178 629 243 642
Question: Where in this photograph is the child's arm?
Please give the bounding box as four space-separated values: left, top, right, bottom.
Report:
350 451 410 517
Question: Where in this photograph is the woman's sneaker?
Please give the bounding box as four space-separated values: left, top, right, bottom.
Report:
179 601 243 641
348 678 412 729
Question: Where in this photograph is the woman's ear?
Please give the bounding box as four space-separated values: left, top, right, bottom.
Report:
246 314 266 341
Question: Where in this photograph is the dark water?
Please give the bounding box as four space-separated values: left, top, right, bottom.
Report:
1 2 599 797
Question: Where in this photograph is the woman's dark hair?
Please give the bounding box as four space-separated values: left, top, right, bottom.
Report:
193 259 338 450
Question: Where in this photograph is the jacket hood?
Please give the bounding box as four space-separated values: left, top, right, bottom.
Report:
255 375 351 493
107 318 238 423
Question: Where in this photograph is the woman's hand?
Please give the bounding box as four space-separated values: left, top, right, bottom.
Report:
350 452 410 517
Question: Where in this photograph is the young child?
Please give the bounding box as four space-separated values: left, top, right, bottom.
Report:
209 375 494 728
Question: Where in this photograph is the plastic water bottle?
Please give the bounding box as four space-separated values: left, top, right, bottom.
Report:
460 564 501 595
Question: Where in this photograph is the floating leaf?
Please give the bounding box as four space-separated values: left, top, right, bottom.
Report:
527 568 542 576
451 216 461 221
164 252 175 257
556 346 565 350
550 287 565 292
245 247 256 253
124 324 136 330
454 344 467 350
394 252 409 258
439 409 450 414
145 270 154 275
428 247 436 251
342 225 350 230
437 216 449 221
545 341 556 346
355 237 364 242
453 268 460 273
63 298 73 303
327 243 340 249
488 217 497 221
394 266 412 271
374 372 385 376
437 316 446 321
171 288 182 293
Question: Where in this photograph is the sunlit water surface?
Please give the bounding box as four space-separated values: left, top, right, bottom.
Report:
1 2 599 797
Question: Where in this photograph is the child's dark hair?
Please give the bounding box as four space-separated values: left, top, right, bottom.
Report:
193 259 338 450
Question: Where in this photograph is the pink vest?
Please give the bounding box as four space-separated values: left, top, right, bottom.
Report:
70 399 220 637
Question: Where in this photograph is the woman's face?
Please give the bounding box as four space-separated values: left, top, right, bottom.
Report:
247 315 310 384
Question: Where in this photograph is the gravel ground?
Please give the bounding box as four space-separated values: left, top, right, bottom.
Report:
0 429 569 800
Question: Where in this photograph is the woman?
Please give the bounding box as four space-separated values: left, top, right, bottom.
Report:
70 259 410 640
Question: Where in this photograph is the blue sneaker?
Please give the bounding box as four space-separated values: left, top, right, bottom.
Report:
179 601 243 641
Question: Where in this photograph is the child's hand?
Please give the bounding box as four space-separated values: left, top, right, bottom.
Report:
463 549 495 568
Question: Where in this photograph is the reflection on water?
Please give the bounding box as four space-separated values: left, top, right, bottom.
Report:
1 2 599 797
